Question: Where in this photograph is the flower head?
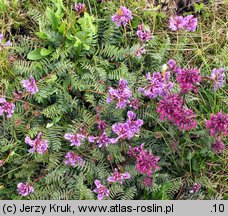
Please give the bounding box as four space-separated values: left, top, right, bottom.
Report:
128 143 145 158
74 3 85 13
64 131 86 146
139 72 173 99
169 16 185 31
0 98 15 118
129 98 140 110
107 168 131 184
93 180 110 200
206 112 228 137
17 183 34 196
107 79 132 109
136 150 160 176
64 151 84 166
143 176 153 187
190 183 201 193
0 33 12 50
212 140 225 154
25 132 48 154
134 45 146 58
168 59 177 71
22 75 38 95
211 68 225 91
184 15 197 32
112 6 133 27
136 24 154 42
177 67 201 93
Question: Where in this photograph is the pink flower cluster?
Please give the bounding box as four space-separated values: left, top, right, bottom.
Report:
107 168 131 184
139 72 173 99
177 67 201 93
169 15 197 32
22 75 39 95
190 183 201 193
0 98 15 118
107 79 140 109
17 183 34 196
157 94 198 131
134 45 146 59
212 140 225 154
112 111 143 140
128 143 145 158
64 151 84 166
74 3 85 14
206 112 228 137
25 132 48 154
93 180 110 200
111 6 133 27
136 149 160 177
64 130 86 146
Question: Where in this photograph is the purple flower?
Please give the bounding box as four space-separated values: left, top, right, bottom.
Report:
0 33 12 50
177 67 201 93
64 131 86 146
111 6 133 27
206 112 228 137
190 183 201 193
169 16 185 31
139 72 173 99
74 3 85 13
25 132 48 154
17 183 34 196
184 15 197 32
211 68 225 91
0 98 15 118
167 59 177 71
128 143 144 158
107 79 132 109
212 140 225 154
93 180 110 200
96 115 108 130
112 111 143 140
136 150 160 176
107 168 131 184
143 176 153 187
129 98 140 110
88 131 117 148
22 75 38 95
136 24 154 42
64 151 84 166
173 108 198 131
157 94 184 121
134 45 146 58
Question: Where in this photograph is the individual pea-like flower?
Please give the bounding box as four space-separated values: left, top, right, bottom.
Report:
111 6 133 27
167 59 177 71
93 180 110 200
212 140 225 154
136 150 160 176
107 79 132 109
139 72 173 99
206 112 228 137
64 151 84 166
136 24 154 42
129 98 140 110
22 75 39 95
210 68 225 91
189 183 201 193
88 131 117 148
17 183 34 196
184 15 198 32
177 67 201 93
169 16 185 31
0 33 12 50
126 111 143 134
134 45 146 58
25 132 48 154
64 131 86 146
128 143 145 158
74 3 86 14
0 98 15 118
107 168 131 184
